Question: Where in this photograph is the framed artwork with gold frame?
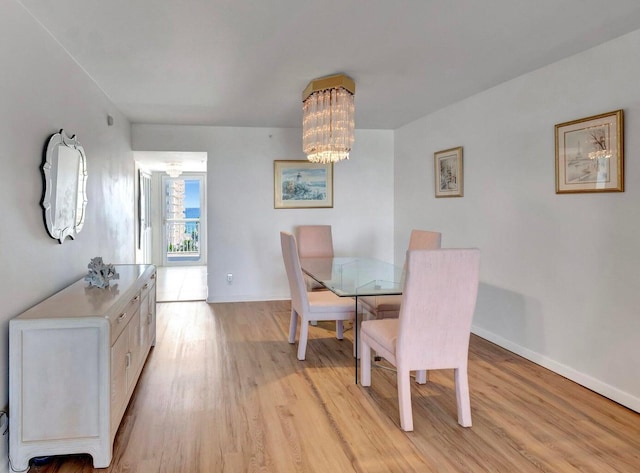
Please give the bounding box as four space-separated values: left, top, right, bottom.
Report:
434 146 463 198
555 110 624 194
274 160 333 208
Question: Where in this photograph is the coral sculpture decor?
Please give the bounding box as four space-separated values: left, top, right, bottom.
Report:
84 257 120 288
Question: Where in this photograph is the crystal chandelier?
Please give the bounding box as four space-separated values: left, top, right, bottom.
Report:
302 74 355 164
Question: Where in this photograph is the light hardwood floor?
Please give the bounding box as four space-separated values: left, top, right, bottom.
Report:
156 266 207 302
29 301 640 472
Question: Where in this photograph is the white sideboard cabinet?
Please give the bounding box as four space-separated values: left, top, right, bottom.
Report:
9 264 157 470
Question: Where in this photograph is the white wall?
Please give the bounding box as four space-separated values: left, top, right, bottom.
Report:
394 29 640 411
132 125 395 302
0 2 135 468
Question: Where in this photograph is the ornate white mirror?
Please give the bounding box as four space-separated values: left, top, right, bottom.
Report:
41 129 88 244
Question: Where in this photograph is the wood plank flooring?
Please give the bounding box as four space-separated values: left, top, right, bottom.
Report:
29 300 640 472
156 266 207 302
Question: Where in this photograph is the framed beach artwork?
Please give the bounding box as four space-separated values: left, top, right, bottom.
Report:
274 160 333 209
555 109 624 194
434 147 463 198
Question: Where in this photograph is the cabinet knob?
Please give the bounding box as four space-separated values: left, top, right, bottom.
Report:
117 312 127 323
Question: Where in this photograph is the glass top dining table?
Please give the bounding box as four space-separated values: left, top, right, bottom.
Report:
299 256 403 383
299 257 403 297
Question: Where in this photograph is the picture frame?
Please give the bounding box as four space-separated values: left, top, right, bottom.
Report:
555 109 624 194
434 147 463 198
274 160 333 209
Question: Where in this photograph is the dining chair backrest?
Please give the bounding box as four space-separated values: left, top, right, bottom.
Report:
397 248 480 370
280 231 310 314
398 229 442 286
408 229 441 252
296 225 334 258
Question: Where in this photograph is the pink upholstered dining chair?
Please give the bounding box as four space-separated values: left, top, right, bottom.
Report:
296 225 334 292
360 248 480 431
359 229 441 319
280 231 355 360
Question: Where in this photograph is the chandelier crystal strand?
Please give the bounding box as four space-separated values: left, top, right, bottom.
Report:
303 74 355 164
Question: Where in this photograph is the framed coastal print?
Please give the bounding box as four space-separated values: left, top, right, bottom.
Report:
434 147 463 198
555 109 624 194
274 160 333 208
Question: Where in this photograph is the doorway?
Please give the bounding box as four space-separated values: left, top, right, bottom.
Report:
161 174 206 266
138 170 153 264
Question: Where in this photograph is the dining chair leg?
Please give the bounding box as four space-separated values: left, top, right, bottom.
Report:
360 338 372 386
288 309 298 344
336 320 344 339
454 367 472 427
297 320 310 361
415 370 428 384
397 367 414 431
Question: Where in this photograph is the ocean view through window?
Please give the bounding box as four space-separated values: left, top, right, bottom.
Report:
164 176 203 264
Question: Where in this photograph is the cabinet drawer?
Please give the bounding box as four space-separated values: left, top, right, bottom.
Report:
110 290 141 344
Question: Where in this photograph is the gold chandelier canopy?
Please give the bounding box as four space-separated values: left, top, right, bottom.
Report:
302 74 355 164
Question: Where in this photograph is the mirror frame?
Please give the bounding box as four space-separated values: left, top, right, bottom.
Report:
41 129 88 244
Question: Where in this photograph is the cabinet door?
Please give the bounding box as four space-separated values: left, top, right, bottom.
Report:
139 279 156 348
139 294 149 354
148 272 157 346
127 310 143 389
21 326 103 441
148 285 156 347
110 328 128 434
149 286 156 347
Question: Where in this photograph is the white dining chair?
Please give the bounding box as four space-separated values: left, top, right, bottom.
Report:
296 225 334 292
360 248 480 431
280 231 355 360
358 229 441 319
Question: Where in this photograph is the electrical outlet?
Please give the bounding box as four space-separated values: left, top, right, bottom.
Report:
226 273 233 284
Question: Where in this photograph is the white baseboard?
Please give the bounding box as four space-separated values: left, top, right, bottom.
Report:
472 325 640 413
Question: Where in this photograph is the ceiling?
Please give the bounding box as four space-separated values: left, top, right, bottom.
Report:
18 1 640 131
